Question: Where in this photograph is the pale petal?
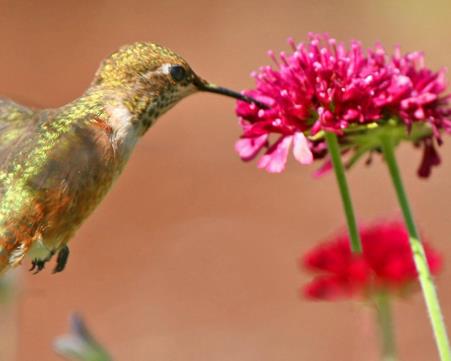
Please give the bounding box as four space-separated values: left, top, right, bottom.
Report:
235 134 268 161
257 136 292 173
292 132 313 165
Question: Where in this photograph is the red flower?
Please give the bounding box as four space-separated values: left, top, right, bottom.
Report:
301 222 442 300
236 33 451 176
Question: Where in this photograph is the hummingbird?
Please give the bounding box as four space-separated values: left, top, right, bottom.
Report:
0 42 263 274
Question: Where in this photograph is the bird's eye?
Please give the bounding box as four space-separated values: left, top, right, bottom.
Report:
169 65 187 82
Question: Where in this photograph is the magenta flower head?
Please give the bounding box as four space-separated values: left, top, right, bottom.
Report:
235 33 451 176
301 221 442 301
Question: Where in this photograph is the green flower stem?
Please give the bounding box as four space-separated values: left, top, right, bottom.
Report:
380 134 450 361
374 293 397 361
325 132 362 253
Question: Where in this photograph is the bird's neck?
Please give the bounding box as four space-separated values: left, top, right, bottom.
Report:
83 85 161 136
60 87 144 158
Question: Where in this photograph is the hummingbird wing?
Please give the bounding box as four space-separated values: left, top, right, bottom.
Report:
0 99 32 268
0 98 44 269
0 98 66 271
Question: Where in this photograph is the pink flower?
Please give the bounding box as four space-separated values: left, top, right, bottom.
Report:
236 33 451 177
301 221 442 300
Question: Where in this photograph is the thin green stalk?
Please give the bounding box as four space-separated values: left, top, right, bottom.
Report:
325 132 362 253
380 134 450 361
374 293 397 361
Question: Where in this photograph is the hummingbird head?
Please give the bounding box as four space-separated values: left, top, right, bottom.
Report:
92 42 265 134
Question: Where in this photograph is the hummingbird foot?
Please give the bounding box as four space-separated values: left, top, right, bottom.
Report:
53 246 70 273
29 250 55 274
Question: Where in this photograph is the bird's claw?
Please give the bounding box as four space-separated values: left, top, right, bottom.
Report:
30 254 53 274
29 245 70 274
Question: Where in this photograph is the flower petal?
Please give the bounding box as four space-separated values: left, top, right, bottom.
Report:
258 136 292 173
417 138 441 178
292 132 313 164
303 276 349 300
235 134 268 161
313 159 333 178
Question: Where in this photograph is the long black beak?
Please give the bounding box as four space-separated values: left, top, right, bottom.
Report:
194 78 268 109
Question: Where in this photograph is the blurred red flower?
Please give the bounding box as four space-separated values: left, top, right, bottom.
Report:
301 221 442 300
236 33 451 177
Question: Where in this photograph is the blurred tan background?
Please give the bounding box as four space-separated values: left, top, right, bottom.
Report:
1 0 451 360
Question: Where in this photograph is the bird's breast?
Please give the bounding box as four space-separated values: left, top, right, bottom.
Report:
37 118 137 244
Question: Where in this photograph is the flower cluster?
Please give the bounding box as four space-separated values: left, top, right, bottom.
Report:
301 221 441 300
236 33 451 176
